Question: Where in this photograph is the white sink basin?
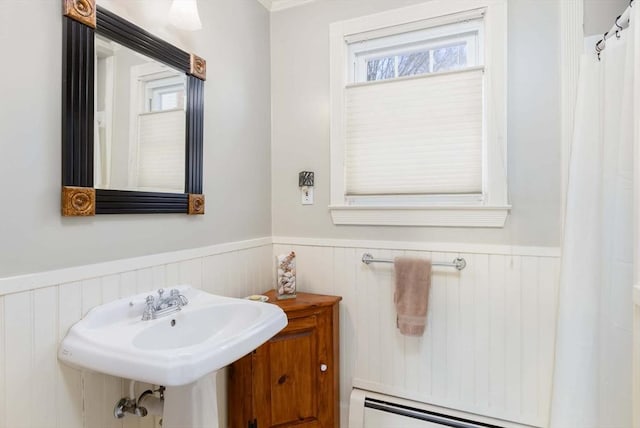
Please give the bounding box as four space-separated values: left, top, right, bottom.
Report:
58 286 287 386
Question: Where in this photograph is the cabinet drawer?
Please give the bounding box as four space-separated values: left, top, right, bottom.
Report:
274 315 317 337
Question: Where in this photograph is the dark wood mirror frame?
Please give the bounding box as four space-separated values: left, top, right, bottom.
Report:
61 0 206 216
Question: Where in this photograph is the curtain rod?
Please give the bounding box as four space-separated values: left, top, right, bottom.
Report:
595 0 635 59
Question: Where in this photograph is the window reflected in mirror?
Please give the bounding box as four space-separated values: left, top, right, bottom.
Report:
95 34 186 194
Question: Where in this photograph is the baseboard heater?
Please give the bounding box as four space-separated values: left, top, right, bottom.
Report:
349 389 510 428
365 397 503 428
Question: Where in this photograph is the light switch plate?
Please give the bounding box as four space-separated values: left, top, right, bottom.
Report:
301 186 314 205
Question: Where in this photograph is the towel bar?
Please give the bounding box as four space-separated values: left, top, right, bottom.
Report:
361 253 467 271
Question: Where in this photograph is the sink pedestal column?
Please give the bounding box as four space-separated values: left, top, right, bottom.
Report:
163 372 219 428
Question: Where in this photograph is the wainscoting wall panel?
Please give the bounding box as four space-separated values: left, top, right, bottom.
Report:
0 239 273 428
633 285 640 428
0 237 560 428
273 239 561 428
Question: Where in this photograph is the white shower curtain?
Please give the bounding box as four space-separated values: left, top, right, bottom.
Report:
550 6 639 428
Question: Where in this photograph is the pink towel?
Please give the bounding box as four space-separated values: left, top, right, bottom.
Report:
394 257 432 336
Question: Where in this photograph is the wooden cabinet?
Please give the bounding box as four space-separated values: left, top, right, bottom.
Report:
228 291 341 428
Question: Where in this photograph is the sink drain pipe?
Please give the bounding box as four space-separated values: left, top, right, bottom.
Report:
114 380 165 419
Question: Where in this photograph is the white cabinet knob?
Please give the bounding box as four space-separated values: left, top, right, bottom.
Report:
320 364 328 372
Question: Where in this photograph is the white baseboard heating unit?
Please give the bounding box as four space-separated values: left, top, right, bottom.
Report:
349 389 527 428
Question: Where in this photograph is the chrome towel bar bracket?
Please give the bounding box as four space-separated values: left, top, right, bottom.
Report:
361 253 467 271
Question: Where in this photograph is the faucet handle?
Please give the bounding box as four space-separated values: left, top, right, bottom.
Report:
157 288 165 299
169 289 188 306
142 296 155 321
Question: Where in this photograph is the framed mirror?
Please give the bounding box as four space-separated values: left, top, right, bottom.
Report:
61 0 206 216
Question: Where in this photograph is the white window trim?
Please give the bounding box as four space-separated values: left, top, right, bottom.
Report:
329 0 509 228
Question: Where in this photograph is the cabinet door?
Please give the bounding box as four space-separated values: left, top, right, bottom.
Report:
254 313 329 428
228 352 254 428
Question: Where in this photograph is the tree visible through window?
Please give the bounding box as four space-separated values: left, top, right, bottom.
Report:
365 43 468 82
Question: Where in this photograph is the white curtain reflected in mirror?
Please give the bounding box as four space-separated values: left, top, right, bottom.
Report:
95 34 186 193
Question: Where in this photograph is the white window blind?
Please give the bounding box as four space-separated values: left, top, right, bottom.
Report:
345 67 483 196
136 109 185 192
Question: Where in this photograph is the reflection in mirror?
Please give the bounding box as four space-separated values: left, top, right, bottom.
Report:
95 34 186 194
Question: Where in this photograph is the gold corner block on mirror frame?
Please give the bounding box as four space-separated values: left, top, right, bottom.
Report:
62 186 96 216
63 0 96 28
190 54 207 80
188 194 205 215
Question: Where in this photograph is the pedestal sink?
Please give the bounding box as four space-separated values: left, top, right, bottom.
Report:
58 285 287 427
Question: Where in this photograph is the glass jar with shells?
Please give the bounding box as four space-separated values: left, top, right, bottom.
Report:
275 251 296 300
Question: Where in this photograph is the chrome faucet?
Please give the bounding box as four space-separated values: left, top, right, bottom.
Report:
142 288 189 321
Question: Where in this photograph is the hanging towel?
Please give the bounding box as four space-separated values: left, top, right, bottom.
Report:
394 257 431 336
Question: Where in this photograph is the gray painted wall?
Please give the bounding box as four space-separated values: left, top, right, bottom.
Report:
584 0 629 35
0 0 272 277
1 0 625 276
270 0 562 247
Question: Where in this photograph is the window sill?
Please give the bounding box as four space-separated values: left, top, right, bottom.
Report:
329 205 510 227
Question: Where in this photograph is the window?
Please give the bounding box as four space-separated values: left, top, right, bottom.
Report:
329 1 509 227
349 20 480 83
128 64 186 193
145 76 185 112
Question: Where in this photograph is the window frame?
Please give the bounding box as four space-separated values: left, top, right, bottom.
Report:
329 0 509 227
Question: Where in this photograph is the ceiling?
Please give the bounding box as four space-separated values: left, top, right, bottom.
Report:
256 0 317 12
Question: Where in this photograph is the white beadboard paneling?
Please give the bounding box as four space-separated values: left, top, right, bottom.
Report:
275 243 561 427
634 285 640 428
458 253 476 407
213 252 237 297
135 267 156 296
82 277 102 316
259 245 274 293
505 256 523 420
202 254 226 295
386 251 405 391
179 259 203 289
4 292 33 428
520 257 540 422
430 251 449 399
58 282 83 428
245 249 258 296
334 247 356 402
0 239 559 428
84 371 106 428
473 253 491 410
238 251 251 298
228 252 245 298
488 255 506 412
119 271 137 300
164 262 181 290
102 274 121 305
0 240 273 428
0 237 272 296
0 297 4 428
445 254 462 405
32 287 59 428
104 375 125 428
537 257 560 426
